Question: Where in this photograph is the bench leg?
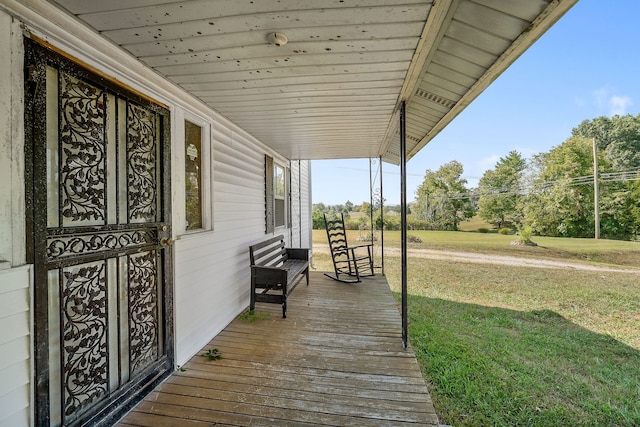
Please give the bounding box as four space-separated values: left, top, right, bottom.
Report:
250 278 256 311
305 268 309 286
282 300 287 318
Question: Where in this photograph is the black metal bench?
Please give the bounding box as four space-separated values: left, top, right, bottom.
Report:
249 235 309 318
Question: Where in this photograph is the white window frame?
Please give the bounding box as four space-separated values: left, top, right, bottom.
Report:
274 162 287 230
175 110 213 237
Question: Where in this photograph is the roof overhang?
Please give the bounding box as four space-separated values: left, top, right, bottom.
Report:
9 0 578 164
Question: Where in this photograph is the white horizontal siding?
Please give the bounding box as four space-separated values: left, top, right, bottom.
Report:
174 116 291 364
300 160 312 250
0 266 32 427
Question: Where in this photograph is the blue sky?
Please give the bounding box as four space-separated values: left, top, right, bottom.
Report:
312 0 640 205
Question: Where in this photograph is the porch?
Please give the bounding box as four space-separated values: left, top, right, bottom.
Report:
116 271 439 426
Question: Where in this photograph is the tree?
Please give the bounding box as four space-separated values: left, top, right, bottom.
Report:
572 114 640 170
477 150 526 229
519 135 638 239
313 202 327 213
344 200 354 212
359 201 371 213
520 136 598 237
414 160 474 230
312 209 325 229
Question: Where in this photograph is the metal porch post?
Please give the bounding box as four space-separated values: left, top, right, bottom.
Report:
400 101 408 349
369 158 375 250
380 156 385 275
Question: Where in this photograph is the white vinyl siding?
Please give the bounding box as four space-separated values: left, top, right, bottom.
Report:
290 161 302 248
300 160 313 250
173 118 296 364
0 266 32 427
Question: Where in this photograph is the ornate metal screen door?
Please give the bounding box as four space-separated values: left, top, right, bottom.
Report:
25 40 174 427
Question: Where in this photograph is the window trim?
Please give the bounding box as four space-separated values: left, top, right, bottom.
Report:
265 155 289 234
274 163 286 229
177 111 213 237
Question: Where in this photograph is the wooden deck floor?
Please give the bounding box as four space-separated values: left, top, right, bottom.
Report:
117 272 439 426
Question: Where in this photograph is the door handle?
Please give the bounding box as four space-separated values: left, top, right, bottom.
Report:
160 237 173 247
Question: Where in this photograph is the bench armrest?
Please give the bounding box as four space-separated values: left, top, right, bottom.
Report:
251 265 288 287
286 248 310 261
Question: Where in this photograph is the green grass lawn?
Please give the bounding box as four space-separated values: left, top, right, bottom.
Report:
311 230 640 426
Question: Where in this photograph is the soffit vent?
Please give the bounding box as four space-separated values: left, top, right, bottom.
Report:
414 89 456 109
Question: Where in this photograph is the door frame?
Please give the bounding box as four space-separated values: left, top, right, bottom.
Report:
24 37 174 427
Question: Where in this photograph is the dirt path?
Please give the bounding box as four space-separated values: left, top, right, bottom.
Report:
314 245 640 274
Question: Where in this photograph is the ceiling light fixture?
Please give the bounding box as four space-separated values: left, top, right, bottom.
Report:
267 32 288 46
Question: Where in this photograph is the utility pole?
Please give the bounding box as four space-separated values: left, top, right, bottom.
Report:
593 138 600 239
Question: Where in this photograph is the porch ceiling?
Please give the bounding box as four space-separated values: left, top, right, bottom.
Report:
49 0 577 164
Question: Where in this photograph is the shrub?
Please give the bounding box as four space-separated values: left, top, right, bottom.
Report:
498 228 511 235
512 226 537 246
477 228 490 233
408 219 431 230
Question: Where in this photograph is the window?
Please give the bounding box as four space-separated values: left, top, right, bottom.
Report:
265 155 288 233
185 120 203 231
274 164 286 228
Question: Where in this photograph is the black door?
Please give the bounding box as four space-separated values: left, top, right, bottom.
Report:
25 39 174 427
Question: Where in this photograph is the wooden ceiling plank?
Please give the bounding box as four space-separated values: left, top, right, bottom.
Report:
156 51 414 76
100 6 430 44
140 38 419 67
75 0 429 30
169 63 408 84
222 107 394 119
192 81 402 100
175 71 407 89
123 22 426 56
212 94 398 108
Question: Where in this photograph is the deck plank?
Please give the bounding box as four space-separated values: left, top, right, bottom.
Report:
117 272 439 426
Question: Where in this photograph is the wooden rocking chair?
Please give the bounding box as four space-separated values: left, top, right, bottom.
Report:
323 213 375 283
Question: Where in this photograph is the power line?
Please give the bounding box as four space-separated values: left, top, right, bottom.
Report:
418 168 640 202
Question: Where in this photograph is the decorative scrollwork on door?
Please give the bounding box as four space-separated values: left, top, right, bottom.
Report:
128 103 157 222
61 261 109 419
129 251 159 374
47 229 157 260
60 73 107 224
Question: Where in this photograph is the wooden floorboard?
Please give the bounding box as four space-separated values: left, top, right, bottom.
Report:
117 272 439 426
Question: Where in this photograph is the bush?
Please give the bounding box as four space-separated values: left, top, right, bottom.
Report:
477 228 490 233
408 219 431 230
512 226 537 246
498 228 511 235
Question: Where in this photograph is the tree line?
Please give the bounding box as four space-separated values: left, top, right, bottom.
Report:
312 201 406 230
412 114 640 240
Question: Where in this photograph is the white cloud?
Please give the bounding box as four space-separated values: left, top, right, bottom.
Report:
590 87 633 116
609 95 633 116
